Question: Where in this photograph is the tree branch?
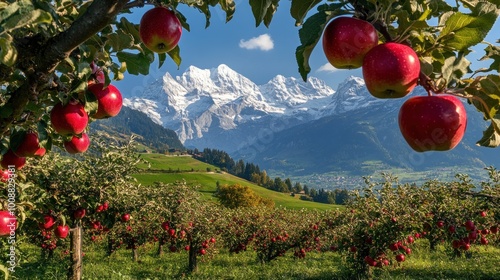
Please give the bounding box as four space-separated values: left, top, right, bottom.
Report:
0 0 131 137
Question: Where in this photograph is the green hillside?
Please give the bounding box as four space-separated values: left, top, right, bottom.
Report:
134 153 341 211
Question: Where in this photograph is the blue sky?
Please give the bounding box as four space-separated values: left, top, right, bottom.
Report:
114 0 500 96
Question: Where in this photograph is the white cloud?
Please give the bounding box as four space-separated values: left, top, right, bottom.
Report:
239 34 274 51
317 63 340 73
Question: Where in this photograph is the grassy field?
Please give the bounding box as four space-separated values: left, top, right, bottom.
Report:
14 240 500 279
134 153 340 211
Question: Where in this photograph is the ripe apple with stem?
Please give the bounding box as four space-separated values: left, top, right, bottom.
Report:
64 133 90 154
55 225 70 239
322 17 378 69
139 7 182 53
398 94 467 152
50 100 88 135
12 131 42 157
87 83 123 119
362 42 420 98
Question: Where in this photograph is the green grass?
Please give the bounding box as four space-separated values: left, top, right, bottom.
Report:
134 153 341 211
12 241 500 280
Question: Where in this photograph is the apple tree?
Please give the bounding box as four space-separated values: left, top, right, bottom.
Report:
21 135 144 280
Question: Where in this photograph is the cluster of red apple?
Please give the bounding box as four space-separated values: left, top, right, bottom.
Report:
323 17 467 152
0 64 123 175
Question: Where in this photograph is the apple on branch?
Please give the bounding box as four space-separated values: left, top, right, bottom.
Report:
362 42 420 98
50 100 89 136
322 17 379 69
139 7 182 53
64 133 90 154
398 95 467 152
87 83 123 119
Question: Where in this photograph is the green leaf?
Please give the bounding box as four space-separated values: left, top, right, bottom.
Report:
465 75 500 147
1 9 52 35
476 122 500 147
263 0 279 28
0 35 17 66
249 0 273 27
290 0 322 26
438 3 499 51
295 4 348 81
106 30 134 52
84 89 99 117
441 52 471 86
158 53 167 69
167 45 182 69
118 17 141 42
0 263 9 280
219 0 236 22
477 44 500 73
116 52 154 75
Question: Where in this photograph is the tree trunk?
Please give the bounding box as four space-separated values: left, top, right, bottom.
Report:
106 237 114 257
187 241 198 273
68 224 83 280
157 242 164 256
132 248 139 262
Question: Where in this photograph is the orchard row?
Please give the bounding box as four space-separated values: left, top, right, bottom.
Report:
3 168 498 277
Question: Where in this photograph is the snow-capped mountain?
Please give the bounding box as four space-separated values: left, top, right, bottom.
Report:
123 64 392 153
124 64 355 152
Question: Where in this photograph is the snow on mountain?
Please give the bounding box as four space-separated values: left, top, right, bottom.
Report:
123 64 373 152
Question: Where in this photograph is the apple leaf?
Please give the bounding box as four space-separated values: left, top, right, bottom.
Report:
477 44 500 74
106 30 134 52
465 75 500 147
249 0 273 27
441 52 471 87
0 34 17 66
1 7 52 34
295 4 347 81
84 89 99 117
167 45 182 69
118 17 141 42
218 0 236 23
290 0 322 26
438 2 499 51
0 263 9 280
263 0 279 28
116 51 154 75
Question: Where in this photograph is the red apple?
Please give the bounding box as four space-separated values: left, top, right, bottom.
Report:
64 133 90 154
479 211 487 217
54 225 69 239
13 131 42 157
121 213 130 222
490 226 498 234
161 221 170 231
1 150 26 170
436 220 445 228
480 237 489 245
464 220 475 231
0 211 16 236
322 17 378 69
96 204 104 213
73 208 86 219
395 253 405 262
199 248 206 255
87 83 123 119
362 42 420 98
1 169 11 182
398 95 467 152
139 7 182 53
50 100 88 135
448 225 456 233
41 215 55 230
